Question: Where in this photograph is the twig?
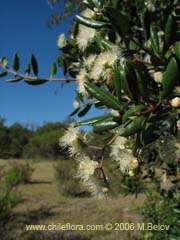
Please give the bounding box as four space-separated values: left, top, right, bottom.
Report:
0 63 76 82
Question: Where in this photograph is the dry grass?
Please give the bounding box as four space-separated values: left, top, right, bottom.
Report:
0 159 146 240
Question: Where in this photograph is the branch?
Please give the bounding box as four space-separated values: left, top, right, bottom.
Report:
0 63 77 82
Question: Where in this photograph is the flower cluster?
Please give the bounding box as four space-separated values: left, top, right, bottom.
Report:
59 125 105 198
110 136 139 176
59 123 80 156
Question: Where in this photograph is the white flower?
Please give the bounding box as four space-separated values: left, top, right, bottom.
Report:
77 157 98 183
111 136 127 153
76 24 96 51
73 100 80 109
145 1 155 12
91 46 120 81
171 97 180 107
86 180 105 199
118 150 135 173
128 158 139 170
153 71 163 83
76 69 89 96
81 8 94 18
59 124 79 148
84 54 97 70
110 138 138 173
176 119 180 129
57 33 66 48
76 156 105 198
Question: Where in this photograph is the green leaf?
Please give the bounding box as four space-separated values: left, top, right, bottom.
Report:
77 114 113 126
57 55 67 75
104 7 129 36
69 107 80 117
121 116 145 137
6 77 23 82
1 57 8 67
50 62 57 78
25 64 31 75
140 120 160 146
84 81 122 110
24 78 48 85
75 15 107 29
141 9 151 39
113 64 121 101
93 117 118 132
12 53 20 71
0 72 8 77
122 105 145 123
135 70 148 97
161 57 179 99
175 41 180 61
124 61 139 102
31 54 38 76
78 104 92 117
164 14 175 52
95 35 113 50
150 24 160 56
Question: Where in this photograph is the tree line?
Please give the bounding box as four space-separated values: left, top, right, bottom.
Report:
0 117 67 159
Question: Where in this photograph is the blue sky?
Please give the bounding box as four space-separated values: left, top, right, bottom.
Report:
0 0 100 127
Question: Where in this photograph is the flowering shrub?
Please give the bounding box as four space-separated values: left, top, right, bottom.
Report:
0 0 180 199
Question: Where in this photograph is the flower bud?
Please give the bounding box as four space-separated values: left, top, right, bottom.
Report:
171 97 180 107
129 158 139 170
128 170 135 177
57 33 66 49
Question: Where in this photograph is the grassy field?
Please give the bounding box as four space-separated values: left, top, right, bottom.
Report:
0 159 146 240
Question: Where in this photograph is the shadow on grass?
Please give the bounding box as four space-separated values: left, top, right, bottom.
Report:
2 205 91 240
27 180 52 185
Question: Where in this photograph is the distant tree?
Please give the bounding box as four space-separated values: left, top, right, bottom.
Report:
8 123 31 158
23 122 66 159
0 118 10 159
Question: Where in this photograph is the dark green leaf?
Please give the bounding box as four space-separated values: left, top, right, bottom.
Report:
0 72 8 77
135 68 148 97
6 77 23 82
175 41 180 61
104 7 129 36
124 61 139 102
69 107 80 117
161 57 179 99
93 117 118 132
12 53 20 71
164 14 175 52
85 81 122 110
78 104 92 117
75 15 107 29
150 24 160 56
24 78 48 85
122 105 145 123
141 9 151 39
121 116 145 137
113 64 121 100
31 54 38 76
77 114 113 126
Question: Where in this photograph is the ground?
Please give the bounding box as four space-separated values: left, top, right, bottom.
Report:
0 159 146 240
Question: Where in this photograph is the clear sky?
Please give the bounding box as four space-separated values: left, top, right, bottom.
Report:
0 0 100 127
